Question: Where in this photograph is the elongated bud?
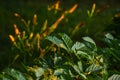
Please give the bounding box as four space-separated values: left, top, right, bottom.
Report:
14 24 20 35
68 4 78 13
91 3 96 15
9 35 15 42
41 20 47 33
32 14 38 25
29 32 34 40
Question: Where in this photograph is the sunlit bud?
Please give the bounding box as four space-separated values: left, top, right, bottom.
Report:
14 24 20 35
9 35 15 42
54 0 60 10
14 13 21 17
48 0 60 11
29 32 34 40
91 3 96 14
32 14 38 25
68 4 78 13
92 3 96 10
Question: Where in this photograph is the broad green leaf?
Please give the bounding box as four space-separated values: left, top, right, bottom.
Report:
108 74 120 80
85 64 103 73
35 68 44 77
70 62 87 79
2 68 26 80
71 42 85 52
73 64 81 74
46 36 67 50
79 73 87 80
59 33 73 50
77 51 93 61
54 68 64 76
105 33 114 40
83 36 96 46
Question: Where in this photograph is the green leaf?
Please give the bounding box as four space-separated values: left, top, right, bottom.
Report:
78 61 83 72
35 68 44 77
1 68 26 80
83 37 96 46
108 74 120 80
105 33 114 40
71 42 85 52
73 64 81 74
46 36 67 50
85 64 103 73
0 73 13 80
59 33 73 51
54 68 64 76
69 61 87 79
77 51 93 61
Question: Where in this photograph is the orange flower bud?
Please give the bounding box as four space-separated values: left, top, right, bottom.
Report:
14 13 21 17
9 35 15 42
14 24 20 35
32 14 38 25
68 4 78 13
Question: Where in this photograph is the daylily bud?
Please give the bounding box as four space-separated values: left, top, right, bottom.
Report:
14 24 20 35
29 32 34 40
91 3 96 15
14 13 21 18
32 14 38 25
9 35 15 42
68 4 78 13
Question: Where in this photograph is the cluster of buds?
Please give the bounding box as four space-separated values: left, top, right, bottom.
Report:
9 24 20 45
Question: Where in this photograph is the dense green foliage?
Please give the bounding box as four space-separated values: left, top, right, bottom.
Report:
0 1 120 80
